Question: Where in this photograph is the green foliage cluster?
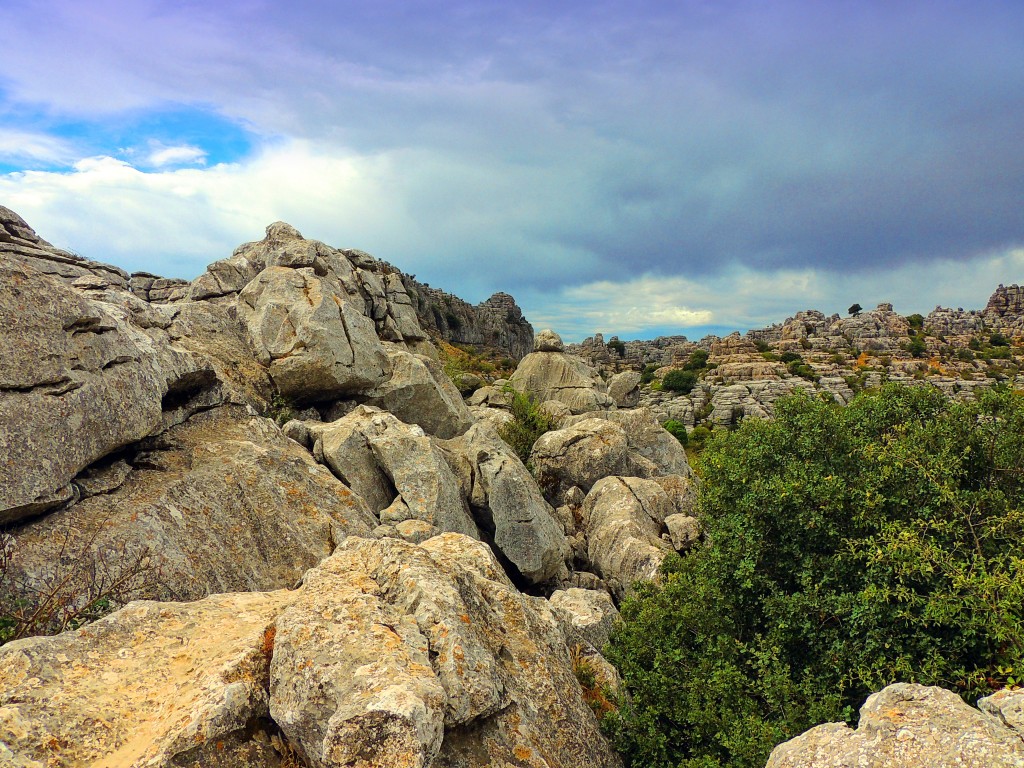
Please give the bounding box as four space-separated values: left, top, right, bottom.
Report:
661 350 711 394
639 364 659 386
662 369 698 394
497 388 556 464
662 420 688 446
604 384 1024 768
607 339 627 357
907 334 927 358
907 313 925 330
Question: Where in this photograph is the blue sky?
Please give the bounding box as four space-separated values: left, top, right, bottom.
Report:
1 0 1022 341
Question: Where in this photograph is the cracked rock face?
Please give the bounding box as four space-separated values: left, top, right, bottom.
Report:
4 406 378 626
508 348 613 415
0 590 296 768
440 421 568 585
238 266 391 403
1 535 623 768
766 683 1024 768
270 535 623 768
0 255 213 524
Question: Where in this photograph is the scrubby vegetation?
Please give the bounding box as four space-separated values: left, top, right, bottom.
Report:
497 388 557 464
604 384 1024 768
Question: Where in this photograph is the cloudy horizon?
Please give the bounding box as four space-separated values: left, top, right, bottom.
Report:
2 0 1022 342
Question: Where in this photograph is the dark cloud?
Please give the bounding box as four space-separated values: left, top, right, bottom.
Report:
1 0 1023 307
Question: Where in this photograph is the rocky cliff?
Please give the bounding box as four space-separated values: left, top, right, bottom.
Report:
569 291 1024 431
400 274 534 361
0 205 699 767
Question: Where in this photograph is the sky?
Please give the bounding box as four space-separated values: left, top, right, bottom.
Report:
1 1 1022 342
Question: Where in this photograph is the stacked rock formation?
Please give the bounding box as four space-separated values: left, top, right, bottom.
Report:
0 206 706 767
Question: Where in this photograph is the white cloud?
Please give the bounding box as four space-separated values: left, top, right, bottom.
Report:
0 129 76 165
146 143 207 167
524 253 1024 342
1 139 1021 346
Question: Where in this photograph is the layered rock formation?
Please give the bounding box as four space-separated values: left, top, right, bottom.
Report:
766 683 1024 768
1 207 676 766
508 330 614 414
403 278 535 361
0 535 623 768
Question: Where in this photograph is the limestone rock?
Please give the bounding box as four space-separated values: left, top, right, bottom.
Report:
238 266 391 403
5 406 376 622
607 370 642 407
270 535 623 768
582 476 675 600
535 328 565 352
549 588 619 651
564 408 695 480
0 590 297 767
664 514 700 550
766 683 1024 768
0 205 129 287
361 348 474 438
509 347 613 415
979 688 1024 740
441 422 567 584
530 418 638 505
0 255 217 524
310 406 479 539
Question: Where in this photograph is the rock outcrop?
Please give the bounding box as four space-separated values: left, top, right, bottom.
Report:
509 330 614 414
766 683 1024 768
402 274 535 361
0 253 219 524
1 534 623 768
440 422 568 585
5 406 376 626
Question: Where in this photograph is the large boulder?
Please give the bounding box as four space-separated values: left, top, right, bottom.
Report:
549 588 620 651
529 418 643 505
581 476 675 600
270 534 623 768
508 331 613 415
1 535 624 767
766 683 1024 768
565 407 695 480
0 254 215 524
238 266 391 403
607 370 642 407
4 406 376 630
309 406 480 539
0 590 296 767
441 422 567 584
361 348 474 438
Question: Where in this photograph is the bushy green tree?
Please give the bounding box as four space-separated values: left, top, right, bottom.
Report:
662 369 699 394
662 420 688 446
605 385 1024 768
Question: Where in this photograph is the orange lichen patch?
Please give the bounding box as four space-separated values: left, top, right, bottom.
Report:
262 625 277 658
459 614 472 624
514 745 533 760
854 351 872 369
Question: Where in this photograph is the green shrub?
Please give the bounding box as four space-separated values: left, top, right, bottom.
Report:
662 420 688 446
990 332 1010 347
753 339 770 353
688 425 713 450
907 336 927 358
779 351 802 364
639 364 659 386
662 369 699 394
497 389 556 464
684 350 710 371
605 385 1024 768
607 339 626 357
907 313 925 330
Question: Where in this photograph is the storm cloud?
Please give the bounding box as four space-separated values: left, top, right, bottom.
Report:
1 0 1022 338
